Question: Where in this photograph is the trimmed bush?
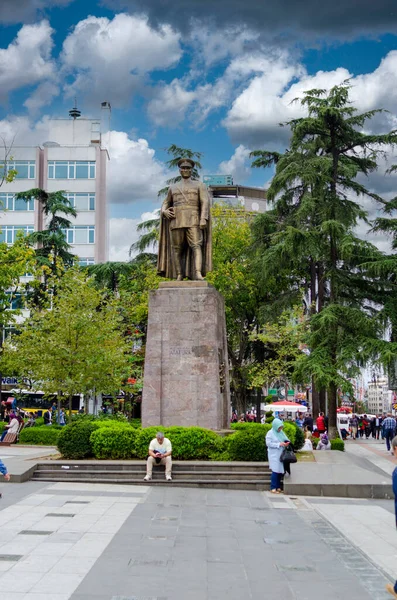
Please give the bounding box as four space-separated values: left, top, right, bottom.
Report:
227 429 268 461
330 438 345 452
163 426 221 460
19 426 61 446
57 421 99 458
311 437 319 449
0 422 6 433
231 422 266 431
284 422 305 451
135 426 160 459
90 424 137 459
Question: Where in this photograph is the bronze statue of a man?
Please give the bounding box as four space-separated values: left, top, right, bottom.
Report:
157 158 212 281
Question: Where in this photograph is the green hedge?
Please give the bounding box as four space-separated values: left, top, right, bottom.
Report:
134 426 222 460
134 426 159 459
160 426 222 460
230 421 304 451
91 424 137 459
227 429 268 461
330 438 345 452
55 420 306 461
19 426 61 446
57 421 99 458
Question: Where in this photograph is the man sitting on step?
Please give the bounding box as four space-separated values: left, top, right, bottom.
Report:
144 432 172 482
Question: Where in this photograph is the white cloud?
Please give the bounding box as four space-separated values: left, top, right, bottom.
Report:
109 211 159 262
24 81 59 114
61 13 182 108
109 217 141 262
107 131 167 205
223 51 397 148
188 25 259 67
147 79 195 128
0 20 56 102
219 145 251 183
148 49 304 130
0 115 51 148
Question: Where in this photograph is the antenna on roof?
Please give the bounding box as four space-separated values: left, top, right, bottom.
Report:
69 98 81 120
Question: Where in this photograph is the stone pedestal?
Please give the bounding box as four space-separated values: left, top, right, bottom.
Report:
142 281 230 430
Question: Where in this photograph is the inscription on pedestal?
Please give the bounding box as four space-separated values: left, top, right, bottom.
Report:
169 347 192 356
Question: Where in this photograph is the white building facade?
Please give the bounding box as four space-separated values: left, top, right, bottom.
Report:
0 110 109 265
367 378 394 414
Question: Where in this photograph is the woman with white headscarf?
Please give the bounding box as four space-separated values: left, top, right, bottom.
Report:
266 418 290 494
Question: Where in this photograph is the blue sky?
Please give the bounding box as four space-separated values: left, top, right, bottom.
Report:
1 0 397 259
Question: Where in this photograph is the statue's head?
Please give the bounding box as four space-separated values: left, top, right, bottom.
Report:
178 157 195 179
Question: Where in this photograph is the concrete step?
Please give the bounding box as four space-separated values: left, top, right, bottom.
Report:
32 469 271 482
34 461 269 473
33 469 270 480
30 460 271 490
30 476 269 490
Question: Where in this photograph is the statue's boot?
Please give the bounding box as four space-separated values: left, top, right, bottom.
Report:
174 249 184 281
193 248 204 280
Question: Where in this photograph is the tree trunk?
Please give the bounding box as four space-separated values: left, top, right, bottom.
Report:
256 388 262 423
311 378 320 419
234 388 247 417
319 388 326 414
328 382 337 438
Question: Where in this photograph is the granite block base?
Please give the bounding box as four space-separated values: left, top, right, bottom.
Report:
142 282 230 430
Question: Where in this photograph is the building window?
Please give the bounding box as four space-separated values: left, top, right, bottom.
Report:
0 193 34 211
79 257 95 266
2 161 36 179
64 193 95 211
48 161 96 179
6 292 24 310
0 226 34 244
62 226 95 244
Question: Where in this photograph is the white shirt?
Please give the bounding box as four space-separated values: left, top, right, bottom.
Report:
7 418 19 434
149 437 172 455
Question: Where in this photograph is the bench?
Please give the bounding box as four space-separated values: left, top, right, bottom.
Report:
0 432 17 446
0 421 24 446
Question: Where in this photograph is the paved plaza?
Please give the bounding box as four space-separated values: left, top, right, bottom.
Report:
0 439 396 599
0 478 394 600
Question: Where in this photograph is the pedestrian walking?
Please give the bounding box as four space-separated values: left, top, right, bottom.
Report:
350 415 359 439
386 435 397 598
316 412 326 434
0 457 10 498
383 414 397 453
374 415 382 440
266 418 290 494
303 413 313 432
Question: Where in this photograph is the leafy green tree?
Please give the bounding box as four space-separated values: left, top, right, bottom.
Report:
0 139 18 188
206 204 267 414
251 82 397 435
1 268 132 418
85 261 135 293
250 307 307 398
15 189 77 275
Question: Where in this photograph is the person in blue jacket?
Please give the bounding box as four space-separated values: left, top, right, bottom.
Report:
0 458 10 498
266 418 290 494
386 436 397 598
